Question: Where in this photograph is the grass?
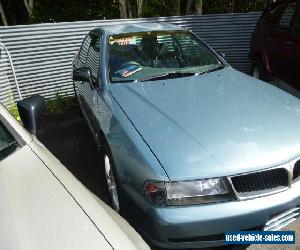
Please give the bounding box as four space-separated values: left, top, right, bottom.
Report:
7 91 21 121
7 92 76 121
8 101 21 121
45 93 76 114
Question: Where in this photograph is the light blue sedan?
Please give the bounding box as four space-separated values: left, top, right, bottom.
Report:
72 23 300 249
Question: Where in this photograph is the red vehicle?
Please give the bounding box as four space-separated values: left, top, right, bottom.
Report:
250 0 300 86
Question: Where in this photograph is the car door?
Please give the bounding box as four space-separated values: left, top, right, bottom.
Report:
74 32 102 135
267 2 296 79
284 4 300 85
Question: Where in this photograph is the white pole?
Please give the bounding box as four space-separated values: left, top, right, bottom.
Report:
0 40 23 100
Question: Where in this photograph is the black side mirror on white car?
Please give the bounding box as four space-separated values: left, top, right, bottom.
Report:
17 95 46 135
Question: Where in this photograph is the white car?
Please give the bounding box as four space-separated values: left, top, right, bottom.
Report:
0 95 149 250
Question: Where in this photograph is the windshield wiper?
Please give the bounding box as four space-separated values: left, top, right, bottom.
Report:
196 65 225 76
136 71 196 82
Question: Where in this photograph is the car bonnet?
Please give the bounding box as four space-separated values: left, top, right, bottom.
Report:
108 67 300 181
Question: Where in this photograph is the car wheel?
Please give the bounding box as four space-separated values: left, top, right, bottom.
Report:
103 147 121 213
252 59 266 81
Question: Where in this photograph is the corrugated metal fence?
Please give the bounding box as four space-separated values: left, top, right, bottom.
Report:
0 12 261 106
0 47 12 106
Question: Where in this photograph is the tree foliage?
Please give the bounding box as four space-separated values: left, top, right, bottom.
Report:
0 0 28 25
33 0 119 23
0 0 271 26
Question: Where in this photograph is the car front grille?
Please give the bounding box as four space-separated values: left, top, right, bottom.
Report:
230 168 289 198
293 160 300 181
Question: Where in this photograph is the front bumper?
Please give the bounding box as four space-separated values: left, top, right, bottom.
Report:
127 181 300 249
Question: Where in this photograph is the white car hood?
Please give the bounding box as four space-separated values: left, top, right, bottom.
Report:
0 141 149 250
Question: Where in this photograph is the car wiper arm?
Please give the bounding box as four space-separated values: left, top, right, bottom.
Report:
196 65 225 76
136 71 196 82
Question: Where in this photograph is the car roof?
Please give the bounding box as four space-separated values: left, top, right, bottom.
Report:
93 22 185 36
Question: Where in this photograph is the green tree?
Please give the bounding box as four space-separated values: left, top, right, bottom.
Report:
23 0 35 20
186 0 203 15
0 0 28 25
0 0 269 25
0 0 8 25
137 0 143 17
202 0 266 14
33 0 119 23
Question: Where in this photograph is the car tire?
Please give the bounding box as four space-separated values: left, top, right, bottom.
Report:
102 143 123 213
252 59 266 81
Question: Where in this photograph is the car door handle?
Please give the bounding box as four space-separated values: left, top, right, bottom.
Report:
285 41 293 46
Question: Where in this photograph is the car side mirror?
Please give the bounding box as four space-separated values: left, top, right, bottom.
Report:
17 95 46 135
73 67 92 84
218 51 226 59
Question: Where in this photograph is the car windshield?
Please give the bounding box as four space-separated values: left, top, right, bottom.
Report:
0 122 17 161
108 30 223 83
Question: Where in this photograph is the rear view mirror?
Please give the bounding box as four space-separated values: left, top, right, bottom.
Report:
17 95 46 135
73 67 92 83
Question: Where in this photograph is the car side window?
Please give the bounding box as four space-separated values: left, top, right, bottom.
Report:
85 34 101 81
260 4 285 26
0 122 17 161
78 35 92 64
175 33 219 67
275 3 296 31
292 10 300 35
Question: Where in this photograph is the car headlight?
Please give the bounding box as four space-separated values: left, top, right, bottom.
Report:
143 178 234 206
